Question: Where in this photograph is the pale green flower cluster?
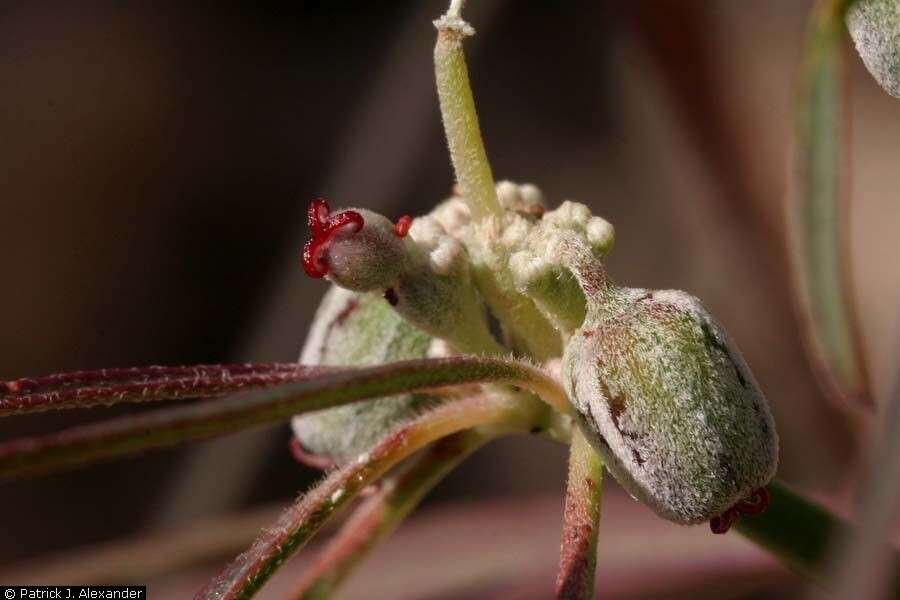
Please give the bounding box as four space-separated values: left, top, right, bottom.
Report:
293 179 778 525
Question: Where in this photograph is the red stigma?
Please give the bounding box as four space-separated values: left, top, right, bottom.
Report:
288 437 335 470
302 198 364 278
394 215 413 237
709 487 771 534
709 508 739 534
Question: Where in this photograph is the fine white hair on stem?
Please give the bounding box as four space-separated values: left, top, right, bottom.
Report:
433 0 500 220
446 0 466 19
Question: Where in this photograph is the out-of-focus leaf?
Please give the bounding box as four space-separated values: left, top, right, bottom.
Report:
790 0 871 409
736 481 841 579
829 358 900 599
0 356 562 479
737 480 900 593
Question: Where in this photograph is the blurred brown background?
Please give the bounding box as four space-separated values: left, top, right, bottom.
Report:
1 1 898 598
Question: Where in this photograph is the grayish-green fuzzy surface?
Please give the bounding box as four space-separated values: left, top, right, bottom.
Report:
292 286 435 464
325 209 415 292
563 288 778 524
848 0 900 98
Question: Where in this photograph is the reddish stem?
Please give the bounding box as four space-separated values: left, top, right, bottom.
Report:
0 364 309 416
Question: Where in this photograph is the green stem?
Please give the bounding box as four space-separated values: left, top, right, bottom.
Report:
198 392 539 600
0 357 567 479
556 428 603 600
434 8 503 221
469 265 564 361
291 430 488 600
736 481 900 589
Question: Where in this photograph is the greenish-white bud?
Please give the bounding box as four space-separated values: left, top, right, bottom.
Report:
509 205 614 334
303 199 503 355
306 204 414 292
847 0 900 98
562 287 778 525
291 286 435 465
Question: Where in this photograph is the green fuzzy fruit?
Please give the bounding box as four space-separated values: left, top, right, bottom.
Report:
291 286 435 464
562 287 778 524
847 0 900 98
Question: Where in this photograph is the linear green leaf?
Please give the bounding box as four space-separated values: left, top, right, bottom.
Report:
198 392 537 600
292 430 488 600
0 356 564 479
790 0 870 408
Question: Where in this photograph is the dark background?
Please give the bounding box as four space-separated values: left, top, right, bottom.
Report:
1 1 899 598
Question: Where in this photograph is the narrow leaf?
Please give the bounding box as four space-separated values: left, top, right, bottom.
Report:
198 392 537 600
292 430 488 599
790 0 871 408
0 363 315 417
0 356 564 479
830 359 900 599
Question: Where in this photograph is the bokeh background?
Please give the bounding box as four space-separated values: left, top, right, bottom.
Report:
1 1 899 598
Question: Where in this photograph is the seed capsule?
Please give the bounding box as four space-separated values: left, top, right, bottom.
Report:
562 287 778 525
291 286 435 465
847 0 900 98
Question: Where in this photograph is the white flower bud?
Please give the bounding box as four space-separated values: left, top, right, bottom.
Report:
303 200 415 292
302 199 502 355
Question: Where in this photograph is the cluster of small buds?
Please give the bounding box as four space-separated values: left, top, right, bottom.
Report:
507 202 615 333
298 180 778 530
300 197 501 356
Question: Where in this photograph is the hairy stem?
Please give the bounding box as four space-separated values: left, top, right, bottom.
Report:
556 428 603 600
0 357 567 479
0 363 316 417
434 5 502 221
198 392 539 600
291 430 488 599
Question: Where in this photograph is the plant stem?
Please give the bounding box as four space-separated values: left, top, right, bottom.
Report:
445 0 466 19
0 363 315 417
291 429 488 600
198 392 538 600
434 6 503 221
0 356 568 479
556 428 603 600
